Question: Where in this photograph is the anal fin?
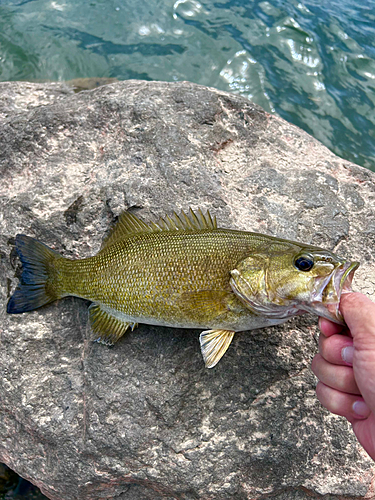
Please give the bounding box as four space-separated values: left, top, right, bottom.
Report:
199 329 235 369
89 304 138 345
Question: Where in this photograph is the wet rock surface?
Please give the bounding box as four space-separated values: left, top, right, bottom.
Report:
0 80 375 500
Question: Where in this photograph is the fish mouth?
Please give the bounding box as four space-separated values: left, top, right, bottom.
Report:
307 261 360 324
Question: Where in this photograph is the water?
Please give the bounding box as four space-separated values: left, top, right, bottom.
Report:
0 0 374 169
0 464 48 499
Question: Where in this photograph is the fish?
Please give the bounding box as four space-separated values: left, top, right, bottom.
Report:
7 208 359 368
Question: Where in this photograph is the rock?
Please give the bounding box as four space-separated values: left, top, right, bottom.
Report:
0 81 74 120
0 80 375 500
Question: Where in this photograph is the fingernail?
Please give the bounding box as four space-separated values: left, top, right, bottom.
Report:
342 345 354 365
353 400 371 418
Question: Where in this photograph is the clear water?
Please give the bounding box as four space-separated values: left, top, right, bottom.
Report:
0 0 374 170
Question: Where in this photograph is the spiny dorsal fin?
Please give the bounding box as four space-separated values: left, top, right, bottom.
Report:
199 329 235 368
101 208 217 249
155 208 217 232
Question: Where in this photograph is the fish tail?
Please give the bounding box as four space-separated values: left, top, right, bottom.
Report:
7 235 63 314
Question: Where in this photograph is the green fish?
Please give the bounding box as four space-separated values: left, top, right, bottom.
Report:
7 209 359 368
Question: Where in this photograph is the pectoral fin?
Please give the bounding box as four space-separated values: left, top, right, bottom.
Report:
179 290 232 320
199 329 235 368
89 304 138 345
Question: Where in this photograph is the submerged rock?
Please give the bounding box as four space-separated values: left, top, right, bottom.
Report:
0 80 374 500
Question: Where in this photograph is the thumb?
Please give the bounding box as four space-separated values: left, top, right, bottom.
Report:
340 292 375 349
340 292 375 413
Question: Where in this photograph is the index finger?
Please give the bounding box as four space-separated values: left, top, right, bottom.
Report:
318 317 347 338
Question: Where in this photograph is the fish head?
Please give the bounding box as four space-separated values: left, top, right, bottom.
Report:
230 241 359 324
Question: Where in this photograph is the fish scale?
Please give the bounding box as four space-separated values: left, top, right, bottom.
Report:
7 208 359 368
66 230 249 323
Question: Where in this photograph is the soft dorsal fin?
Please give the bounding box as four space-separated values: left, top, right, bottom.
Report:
101 212 152 249
101 208 217 249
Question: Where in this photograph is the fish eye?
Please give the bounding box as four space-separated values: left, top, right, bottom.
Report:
294 255 314 272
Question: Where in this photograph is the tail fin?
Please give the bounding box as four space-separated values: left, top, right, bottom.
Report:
7 235 62 314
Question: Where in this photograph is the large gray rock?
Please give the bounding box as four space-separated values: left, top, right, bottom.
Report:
0 80 375 500
0 81 74 120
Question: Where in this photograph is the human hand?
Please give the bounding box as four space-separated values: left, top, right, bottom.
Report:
311 292 375 460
